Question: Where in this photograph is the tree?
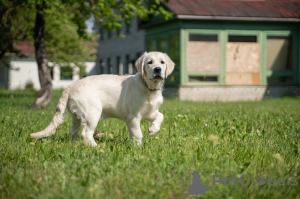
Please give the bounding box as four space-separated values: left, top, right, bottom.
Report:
30 1 96 109
0 0 33 60
1 0 172 109
30 2 52 109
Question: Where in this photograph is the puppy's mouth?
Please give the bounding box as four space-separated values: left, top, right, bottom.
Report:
151 75 163 81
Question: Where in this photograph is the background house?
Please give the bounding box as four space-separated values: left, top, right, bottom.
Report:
97 0 300 101
0 41 96 90
96 17 145 76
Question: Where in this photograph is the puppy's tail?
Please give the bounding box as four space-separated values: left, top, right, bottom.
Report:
30 86 72 139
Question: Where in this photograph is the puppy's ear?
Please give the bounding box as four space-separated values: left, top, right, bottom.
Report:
164 53 175 77
135 52 147 75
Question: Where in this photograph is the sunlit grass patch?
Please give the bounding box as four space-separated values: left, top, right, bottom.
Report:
0 90 299 198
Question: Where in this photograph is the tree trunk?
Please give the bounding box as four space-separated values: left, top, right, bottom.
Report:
30 2 53 109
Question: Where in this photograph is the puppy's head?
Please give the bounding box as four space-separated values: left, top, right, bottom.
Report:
135 51 175 82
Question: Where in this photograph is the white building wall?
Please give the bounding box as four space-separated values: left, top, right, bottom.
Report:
7 59 96 90
9 60 40 90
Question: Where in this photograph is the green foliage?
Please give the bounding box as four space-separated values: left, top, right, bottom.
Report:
45 17 97 78
1 0 172 77
0 0 34 59
0 90 299 198
91 0 173 31
24 80 35 91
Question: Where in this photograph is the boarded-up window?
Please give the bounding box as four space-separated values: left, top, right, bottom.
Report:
226 35 260 85
186 34 220 74
267 36 293 72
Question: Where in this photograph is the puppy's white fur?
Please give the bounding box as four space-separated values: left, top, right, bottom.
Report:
30 51 174 146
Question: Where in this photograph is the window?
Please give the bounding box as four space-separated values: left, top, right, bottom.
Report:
147 34 180 85
100 28 104 40
159 37 168 53
60 66 73 80
170 34 180 72
49 67 54 79
117 56 122 75
189 34 218 42
228 35 257 42
189 76 218 83
126 20 131 34
116 28 121 36
126 54 132 74
108 30 112 39
267 76 293 83
267 36 293 72
99 59 104 74
147 39 157 51
107 58 112 74
226 35 260 85
186 34 221 80
266 35 293 84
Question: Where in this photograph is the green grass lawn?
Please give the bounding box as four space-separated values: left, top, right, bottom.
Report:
0 90 299 199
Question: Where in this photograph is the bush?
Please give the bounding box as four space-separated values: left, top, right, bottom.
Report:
24 80 35 91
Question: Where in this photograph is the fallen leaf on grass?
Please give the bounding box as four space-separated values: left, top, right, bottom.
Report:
273 153 284 164
94 130 104 137
208 134 219 145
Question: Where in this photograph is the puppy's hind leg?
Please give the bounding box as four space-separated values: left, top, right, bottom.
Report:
81 110 101 147
81 123 98 147
69 114 81 141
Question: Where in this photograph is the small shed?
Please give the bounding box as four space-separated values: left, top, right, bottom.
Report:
143 0 300 101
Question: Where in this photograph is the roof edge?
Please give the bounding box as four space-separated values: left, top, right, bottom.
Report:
177 15 300 22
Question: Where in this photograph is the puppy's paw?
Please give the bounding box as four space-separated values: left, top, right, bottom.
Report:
148 126 160 137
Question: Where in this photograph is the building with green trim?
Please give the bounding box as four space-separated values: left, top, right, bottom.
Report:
143 0 300 101
97 0 300 101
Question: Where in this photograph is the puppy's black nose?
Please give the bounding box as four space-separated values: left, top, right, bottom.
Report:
154 67 161 74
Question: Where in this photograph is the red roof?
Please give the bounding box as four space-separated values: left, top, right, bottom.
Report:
13 40 35 55
12 39 97 56
166 0 300 19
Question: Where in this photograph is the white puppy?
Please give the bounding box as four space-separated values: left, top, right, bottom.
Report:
30 51 174 147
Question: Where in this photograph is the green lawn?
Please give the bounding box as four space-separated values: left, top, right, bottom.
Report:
0 90 299 199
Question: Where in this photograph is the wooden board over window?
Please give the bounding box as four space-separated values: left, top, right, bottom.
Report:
226 42 260 85
186 41 221 73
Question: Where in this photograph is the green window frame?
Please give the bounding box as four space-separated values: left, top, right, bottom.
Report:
182 29 299 86
263 31 298 86
225 30 262 86
182 29 224 85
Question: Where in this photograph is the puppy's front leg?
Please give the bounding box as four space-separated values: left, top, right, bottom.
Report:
146 110 164 137
126 117 143 145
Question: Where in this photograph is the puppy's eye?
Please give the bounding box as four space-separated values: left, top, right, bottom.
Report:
161 61 165 64
148 60 153 64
